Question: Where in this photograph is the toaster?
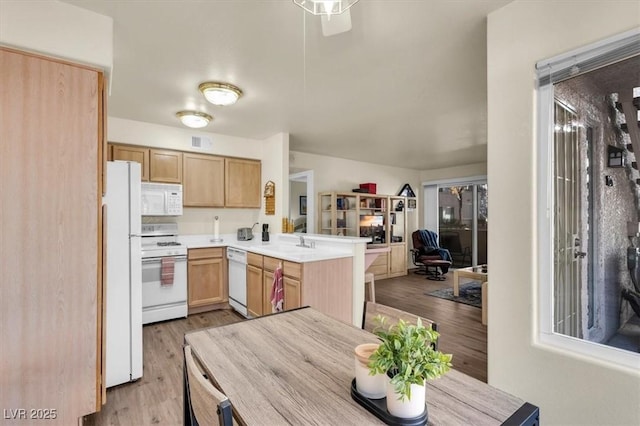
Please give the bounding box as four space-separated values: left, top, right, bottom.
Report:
237 227 254 241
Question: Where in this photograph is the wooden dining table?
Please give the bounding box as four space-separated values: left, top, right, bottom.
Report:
184 307 536 425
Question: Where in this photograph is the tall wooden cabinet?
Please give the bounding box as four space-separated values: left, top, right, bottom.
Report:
0 47 105 422
318 192 415 279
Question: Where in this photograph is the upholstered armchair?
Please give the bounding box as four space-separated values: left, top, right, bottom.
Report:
410 230 453 281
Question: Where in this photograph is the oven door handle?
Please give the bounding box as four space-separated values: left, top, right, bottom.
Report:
142 255 187 264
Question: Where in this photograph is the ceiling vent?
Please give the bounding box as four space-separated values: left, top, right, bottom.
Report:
191 136 213 150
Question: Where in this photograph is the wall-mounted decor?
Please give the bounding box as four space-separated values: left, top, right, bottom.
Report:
264 181 275 215
607 145 625 168
407 199 417 210
398 183 416 197
299 195 307 215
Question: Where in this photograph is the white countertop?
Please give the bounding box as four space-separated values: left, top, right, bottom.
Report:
177 233 365 263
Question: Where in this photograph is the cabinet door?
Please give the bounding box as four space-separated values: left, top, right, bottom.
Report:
246 264 263 317
150 149 182 183
183 153 225 207
112 144 150 181
283 276 301 311
263 268 275 315
1 48 103 417
389 244 407 276
225 158 261 208
188 257 225 307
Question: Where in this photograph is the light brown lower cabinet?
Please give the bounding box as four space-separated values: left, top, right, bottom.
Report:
245 253 352 323
246 263 263 317
247 254 301 316
263 267 275 315
187 248 227 313
389 244 407 277
367 253 389 279
283 260 302 311
283 276 301 311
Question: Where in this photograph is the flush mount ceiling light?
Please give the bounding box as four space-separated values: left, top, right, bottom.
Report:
198 82 243 106
293 0 359 16
176 111 213 128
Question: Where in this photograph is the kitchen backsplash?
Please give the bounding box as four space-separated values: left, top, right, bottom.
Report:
143 208 260 235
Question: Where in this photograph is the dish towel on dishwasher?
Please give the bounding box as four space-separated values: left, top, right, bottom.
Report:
161 257 175 286
270 264 284 313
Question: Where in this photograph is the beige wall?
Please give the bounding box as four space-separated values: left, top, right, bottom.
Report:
259 133 289 233
487 1 640 425
0 0 113 74
290 151 421 196
420 162 486 183
290 150 422 236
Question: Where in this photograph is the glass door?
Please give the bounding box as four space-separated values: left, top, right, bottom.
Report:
437 182 487 267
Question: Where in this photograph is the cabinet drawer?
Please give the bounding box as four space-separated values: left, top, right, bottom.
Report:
263 256 280 272
368 263 388 276
188 247 224 260
247 252 263 268
283 261 302 280
370 253 388 267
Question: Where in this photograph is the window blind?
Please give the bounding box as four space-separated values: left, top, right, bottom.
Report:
536 29 640 87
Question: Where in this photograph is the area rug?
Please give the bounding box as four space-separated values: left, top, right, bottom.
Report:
426 281 482 308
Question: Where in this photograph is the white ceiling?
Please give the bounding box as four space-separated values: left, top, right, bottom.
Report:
63 0 513 170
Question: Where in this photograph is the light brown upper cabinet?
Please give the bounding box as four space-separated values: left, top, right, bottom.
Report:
225 158 261 208
183 153 225 207
149 149 182 183
112 144 150 181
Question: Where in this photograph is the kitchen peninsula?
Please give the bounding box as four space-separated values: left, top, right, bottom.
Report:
178 233 370 326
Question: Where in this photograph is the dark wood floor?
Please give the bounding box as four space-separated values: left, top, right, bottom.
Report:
85 270 484 425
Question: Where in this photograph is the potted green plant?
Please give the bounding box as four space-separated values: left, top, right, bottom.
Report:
368 316 453 418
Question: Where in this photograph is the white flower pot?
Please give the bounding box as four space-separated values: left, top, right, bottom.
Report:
386 377 426 418
354 343 386 399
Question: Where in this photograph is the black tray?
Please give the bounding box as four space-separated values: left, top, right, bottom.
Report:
350 379 427 426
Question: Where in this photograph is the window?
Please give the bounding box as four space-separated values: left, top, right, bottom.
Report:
536 29 640 369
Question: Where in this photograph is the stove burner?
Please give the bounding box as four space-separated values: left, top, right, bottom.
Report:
157 242 182 247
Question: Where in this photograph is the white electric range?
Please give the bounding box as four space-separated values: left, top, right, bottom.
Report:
141 223 188 324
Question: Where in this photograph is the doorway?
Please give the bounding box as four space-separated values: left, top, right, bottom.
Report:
288 170 315 234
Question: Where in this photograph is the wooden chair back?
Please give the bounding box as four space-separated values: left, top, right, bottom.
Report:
184 345 233 426
362 301 439 350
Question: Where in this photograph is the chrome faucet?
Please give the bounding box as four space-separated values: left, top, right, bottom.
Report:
296 235 314 248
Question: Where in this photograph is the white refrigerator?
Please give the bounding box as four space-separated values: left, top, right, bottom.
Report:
105 161 143 387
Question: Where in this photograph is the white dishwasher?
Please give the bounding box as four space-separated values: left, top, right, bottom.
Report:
227 247 248 317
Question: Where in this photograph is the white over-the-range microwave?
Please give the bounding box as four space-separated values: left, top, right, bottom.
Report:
141 182 183 216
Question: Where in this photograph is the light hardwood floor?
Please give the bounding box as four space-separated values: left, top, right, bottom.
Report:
85 270 484 425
